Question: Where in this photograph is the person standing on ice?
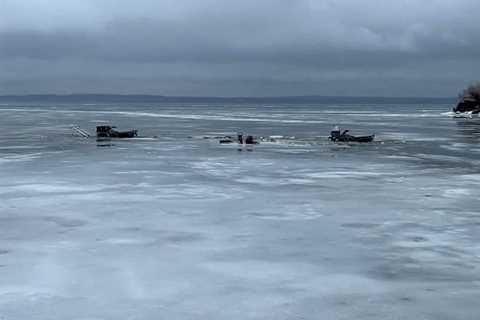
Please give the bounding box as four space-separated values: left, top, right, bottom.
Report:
237 133 244 144
330 125 341 140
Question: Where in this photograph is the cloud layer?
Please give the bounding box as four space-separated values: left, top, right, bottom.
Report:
1 0 479 96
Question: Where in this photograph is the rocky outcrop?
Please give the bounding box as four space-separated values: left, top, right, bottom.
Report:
454 99 480 113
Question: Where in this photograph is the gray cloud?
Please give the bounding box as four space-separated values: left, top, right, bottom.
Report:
1 0 479 96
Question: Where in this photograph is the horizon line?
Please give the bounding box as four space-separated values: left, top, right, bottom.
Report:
0 93 455 100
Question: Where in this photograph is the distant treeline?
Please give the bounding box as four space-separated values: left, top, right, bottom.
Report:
0 94 454 105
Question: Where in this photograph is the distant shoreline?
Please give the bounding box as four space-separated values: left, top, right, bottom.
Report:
0 94 454 104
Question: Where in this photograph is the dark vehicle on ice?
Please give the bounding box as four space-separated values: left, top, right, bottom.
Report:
96 126 138 139
329 127 375 143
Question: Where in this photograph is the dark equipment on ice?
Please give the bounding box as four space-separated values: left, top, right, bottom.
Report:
96 125 138 139
219 136 234 144
329 127 375 143
219 133 258 144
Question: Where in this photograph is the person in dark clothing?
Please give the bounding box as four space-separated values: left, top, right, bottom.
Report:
245 135 257 144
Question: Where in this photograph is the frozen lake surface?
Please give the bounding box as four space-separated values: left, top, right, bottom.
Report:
0 102 479 319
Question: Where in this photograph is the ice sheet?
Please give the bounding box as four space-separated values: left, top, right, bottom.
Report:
0 102 479 319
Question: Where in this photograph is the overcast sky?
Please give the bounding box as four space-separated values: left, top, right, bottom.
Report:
0 0 478 96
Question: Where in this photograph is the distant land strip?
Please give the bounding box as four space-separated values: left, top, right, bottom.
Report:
0 94 455 104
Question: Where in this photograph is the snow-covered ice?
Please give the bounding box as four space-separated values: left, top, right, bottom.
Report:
0 102 479 319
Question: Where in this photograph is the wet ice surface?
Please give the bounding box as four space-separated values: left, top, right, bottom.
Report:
0 102 480 319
